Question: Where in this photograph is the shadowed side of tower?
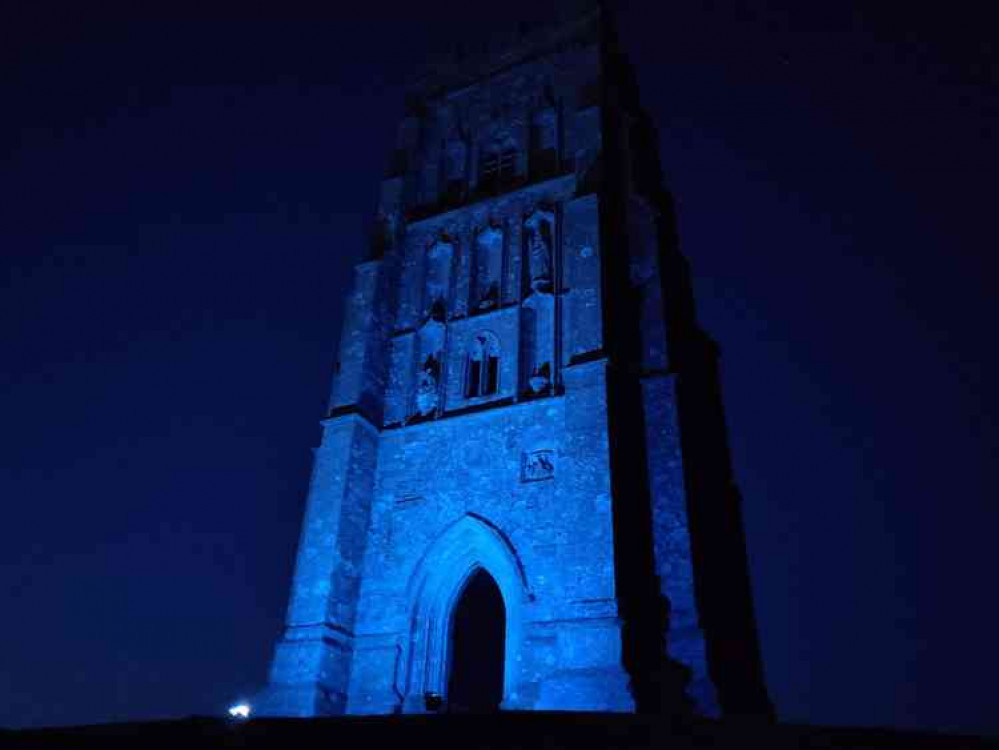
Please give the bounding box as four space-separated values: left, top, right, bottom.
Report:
596 12 775 719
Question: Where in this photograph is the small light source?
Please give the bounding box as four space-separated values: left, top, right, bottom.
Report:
228 703 251 719
424 692 443 712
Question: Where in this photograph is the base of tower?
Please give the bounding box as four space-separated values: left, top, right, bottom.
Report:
253 683 346 718
9 713 989 749
383 666 633 715
532 666 634 712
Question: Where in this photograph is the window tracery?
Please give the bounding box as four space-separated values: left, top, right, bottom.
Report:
479 137 517 195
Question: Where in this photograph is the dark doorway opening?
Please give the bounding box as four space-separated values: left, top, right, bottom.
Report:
447 569 505 712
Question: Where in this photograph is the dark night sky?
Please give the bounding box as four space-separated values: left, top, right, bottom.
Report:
2 1 997 737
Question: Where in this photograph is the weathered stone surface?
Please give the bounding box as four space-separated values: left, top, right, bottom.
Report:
259 5 772 722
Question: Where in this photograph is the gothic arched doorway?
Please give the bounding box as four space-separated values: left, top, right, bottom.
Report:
447 569 505 712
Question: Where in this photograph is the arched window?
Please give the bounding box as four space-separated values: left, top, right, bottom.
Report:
466 332 501 398
479 139 517 195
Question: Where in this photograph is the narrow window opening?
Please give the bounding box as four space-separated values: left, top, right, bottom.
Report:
467 359 481 398
485 356 499 395
466 332 501 399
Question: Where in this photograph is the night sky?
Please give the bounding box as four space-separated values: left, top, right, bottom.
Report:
3 1 997 737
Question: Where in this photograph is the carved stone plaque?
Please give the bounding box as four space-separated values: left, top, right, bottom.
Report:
521 449 555 482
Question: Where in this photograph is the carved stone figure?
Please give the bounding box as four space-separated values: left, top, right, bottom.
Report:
415 355 440 416
425 239 453 320
529 228 551 288
475 226 504 310
524 209 555 291
416 318 446 416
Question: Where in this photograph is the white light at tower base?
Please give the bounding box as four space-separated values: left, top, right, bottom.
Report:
228 703 251 719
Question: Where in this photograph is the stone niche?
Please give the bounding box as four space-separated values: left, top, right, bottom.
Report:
472 225 504 312
521 207 556 393
524 208 555 294
442 123 469 206
530 105 559 179
415 318 446 417
424 237 454 322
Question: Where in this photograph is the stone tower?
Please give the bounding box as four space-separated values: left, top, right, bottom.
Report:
259 5 772 720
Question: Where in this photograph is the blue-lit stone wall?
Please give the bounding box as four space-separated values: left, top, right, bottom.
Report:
257 8 740 720
347 361 629 713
